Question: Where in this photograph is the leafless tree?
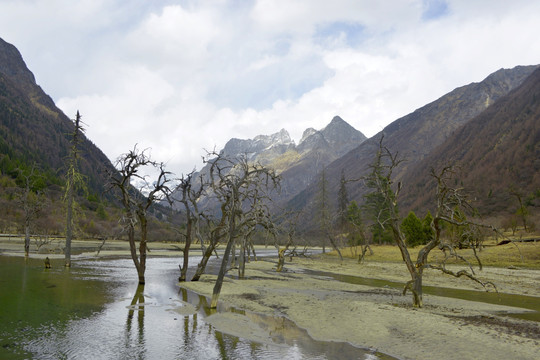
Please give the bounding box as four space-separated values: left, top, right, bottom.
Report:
189 165 228 282
273 210 301 272
315 168 347 260
345 200 372 263
34 235 53 252
171 171 205 282
64 111 86 267
108 145 172 285
509 186 529 233
367 138 496 307
203 151 279 308
15 166 46 256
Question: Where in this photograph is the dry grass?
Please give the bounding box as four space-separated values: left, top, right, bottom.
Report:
332 241 540 269
267 149 302 172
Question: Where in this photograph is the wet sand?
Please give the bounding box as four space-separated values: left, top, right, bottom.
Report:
181 256 540 360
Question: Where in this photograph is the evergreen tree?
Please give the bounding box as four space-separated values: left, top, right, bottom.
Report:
401 211 424 247
346 200 363 246
317 168 331 252
337 169 349 228
64 111 86 267
363 146 393 244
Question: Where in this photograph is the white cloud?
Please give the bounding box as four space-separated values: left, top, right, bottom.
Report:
1 0 540 179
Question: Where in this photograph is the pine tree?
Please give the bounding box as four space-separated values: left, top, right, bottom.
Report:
64 111 86 267
337 169 349 229
363 146 393 244
317 168 331 252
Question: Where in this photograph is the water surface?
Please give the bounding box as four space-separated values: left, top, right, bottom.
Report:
0 255 391 359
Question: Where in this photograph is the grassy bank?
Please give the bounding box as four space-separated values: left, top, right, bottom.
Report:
333 240 540 269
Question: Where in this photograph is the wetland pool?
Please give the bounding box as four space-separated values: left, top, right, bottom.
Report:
0 255 392 360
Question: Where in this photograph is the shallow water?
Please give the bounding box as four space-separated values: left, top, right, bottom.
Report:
0 255 393 359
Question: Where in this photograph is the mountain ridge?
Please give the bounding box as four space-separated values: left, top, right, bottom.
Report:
286 64 539 227
400 66 540 216
168 115 367 209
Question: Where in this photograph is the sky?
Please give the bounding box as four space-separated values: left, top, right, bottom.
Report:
1 0 539 177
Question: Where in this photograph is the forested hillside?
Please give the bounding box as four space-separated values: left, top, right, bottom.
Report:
0 37 114 196
400 66 540 219
0 38 180 241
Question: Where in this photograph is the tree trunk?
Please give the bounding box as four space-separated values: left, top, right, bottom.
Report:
179 217 192 282
127 223 143 285
138 217 147 285
191 242 216 281
249 242 257 261
276 247 286 272
24 223 30 257
411 273 423 308
326 232 343 260
238 238 246 279
65 187 73 267
211 237 235 308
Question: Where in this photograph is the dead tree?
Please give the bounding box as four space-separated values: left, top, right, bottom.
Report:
509 186 529 233
206 152 279 308
108 146 172 285
235 188 275 278
273 210 302 272
64 111 86 267
15 166 46 256
368 138 496 308
346 201 372 262
171 171 205 282
190 193 233 280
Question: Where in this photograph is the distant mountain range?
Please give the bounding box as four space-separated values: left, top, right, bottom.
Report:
169 115 366 209
1 36 538 235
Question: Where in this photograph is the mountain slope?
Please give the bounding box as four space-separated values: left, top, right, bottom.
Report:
276 116 367 200
287 65 538 224
400 66 540 216
0 37 115 196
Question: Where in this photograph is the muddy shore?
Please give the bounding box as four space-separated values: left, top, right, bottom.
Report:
181 256 540 360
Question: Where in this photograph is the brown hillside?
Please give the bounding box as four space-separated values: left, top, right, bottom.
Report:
286 65 538 228
400 67 540 217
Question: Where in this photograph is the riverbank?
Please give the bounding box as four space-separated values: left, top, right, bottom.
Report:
181 255 540 360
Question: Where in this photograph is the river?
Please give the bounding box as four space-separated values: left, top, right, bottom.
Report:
0 254 392 359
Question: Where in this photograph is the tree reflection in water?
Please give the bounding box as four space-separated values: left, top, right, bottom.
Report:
125 284 145 357
0 257 389 359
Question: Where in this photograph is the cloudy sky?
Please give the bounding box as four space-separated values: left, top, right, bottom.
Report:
1 0 539 176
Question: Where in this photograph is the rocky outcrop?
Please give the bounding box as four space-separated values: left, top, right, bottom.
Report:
169 116 367 209
220 128 295 165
